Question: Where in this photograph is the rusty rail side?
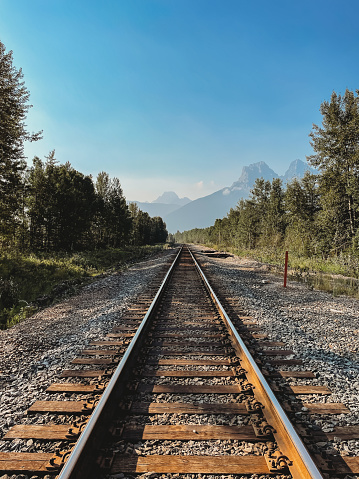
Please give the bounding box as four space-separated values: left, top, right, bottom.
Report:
57 246 182 479
188 246 323 479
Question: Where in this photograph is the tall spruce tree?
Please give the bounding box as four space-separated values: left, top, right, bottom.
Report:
0 41 42 245
27 153 97 251
308 89 359 251
94 172 131 247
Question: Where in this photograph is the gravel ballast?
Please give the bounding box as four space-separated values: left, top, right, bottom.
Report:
193 245 359 477
0 249 175 447
1 245 358 479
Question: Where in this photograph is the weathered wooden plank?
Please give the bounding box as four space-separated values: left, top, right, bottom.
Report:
298 425 359 440
80 349 121 356
119 317 143 321
110 455 269 474
71 358 115 365
107 333 134 338
278 371 315 378
118 319 142 324
121 424 257 440
261 349 294 356
47 383 103 393
0 452 53 472
152 325 219 331
60 369 106 378
150 333 224 338
129 401 248 415
0 452 53 460
266 359 303 365
305 403 350 414
149 350 226 356
148 359 231 366
89 341 126 346
28 400 93 414
150 341 225 348
113 326 139 331
257 341 286 347
193 315 220 319
290 385 331 395
154 321 220 326
332 456 359 474
252 333 267 339
326 426 359 440
4 424 79 440
141 370 236 377
137 384 242 394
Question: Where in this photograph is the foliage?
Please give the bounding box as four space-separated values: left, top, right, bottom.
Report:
128 203 168 246
0 245 167 329
0 40 42 246
308 89 359 252
27 152 97 250
0 39 170 329
176 89 359 280
93 172 132 247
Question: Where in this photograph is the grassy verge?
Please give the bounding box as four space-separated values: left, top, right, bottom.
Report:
0 244 169 329
199 242 359 298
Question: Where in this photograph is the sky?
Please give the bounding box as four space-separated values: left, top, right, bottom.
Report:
1 0 359 202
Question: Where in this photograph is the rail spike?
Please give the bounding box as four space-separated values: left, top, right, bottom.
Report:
46 448 74 471
244 397 264 412
251 416 277 438
265 450 293 472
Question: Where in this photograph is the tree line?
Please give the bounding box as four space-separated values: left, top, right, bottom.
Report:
176 89 359 265
0 40 167 252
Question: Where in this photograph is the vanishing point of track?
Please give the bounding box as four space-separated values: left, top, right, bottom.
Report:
1 246 359 478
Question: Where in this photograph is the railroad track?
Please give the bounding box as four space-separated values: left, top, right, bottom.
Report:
1 245 359 478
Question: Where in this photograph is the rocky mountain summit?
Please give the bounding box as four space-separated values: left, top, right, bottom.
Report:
164 159 315 232
130 159 315 233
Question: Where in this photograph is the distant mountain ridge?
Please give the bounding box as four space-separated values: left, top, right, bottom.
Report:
152 191 191 206
163 159 315 233
129 191 192 218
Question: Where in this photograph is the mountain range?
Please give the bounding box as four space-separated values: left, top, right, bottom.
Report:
130 159 315 233
131 191 191 218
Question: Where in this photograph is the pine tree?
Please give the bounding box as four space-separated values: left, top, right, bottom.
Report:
94 172 131 247
284 172 320 255
308 89 359 251
27 153 97 251
0 40 42 245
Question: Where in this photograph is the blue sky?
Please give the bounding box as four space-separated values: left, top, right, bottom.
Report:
1 0 359 201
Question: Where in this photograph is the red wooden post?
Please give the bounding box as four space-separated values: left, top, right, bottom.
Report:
283 251 288 288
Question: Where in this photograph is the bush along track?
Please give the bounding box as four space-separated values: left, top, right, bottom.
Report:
0 245 169 330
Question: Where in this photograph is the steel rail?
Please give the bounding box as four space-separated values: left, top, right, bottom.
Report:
188 246 324 479
58 246 182 479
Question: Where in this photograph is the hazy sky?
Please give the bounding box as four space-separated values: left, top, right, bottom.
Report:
1 0 358 201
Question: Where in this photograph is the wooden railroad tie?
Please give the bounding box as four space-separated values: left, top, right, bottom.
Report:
126 401 249 415
47 383 104 394
109 455 271 475
120 424 262 441
0 452 54 473
27 400 95 415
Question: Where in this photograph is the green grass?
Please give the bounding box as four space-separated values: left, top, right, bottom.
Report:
0 244 168 329
198 242 359 298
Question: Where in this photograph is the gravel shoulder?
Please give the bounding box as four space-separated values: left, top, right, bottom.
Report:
193 245 359 463
1 244 358 479
0 249 175 443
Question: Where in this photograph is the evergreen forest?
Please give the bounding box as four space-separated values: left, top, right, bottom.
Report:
0 40 167 327
176 89 359 278
2 36 359 327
